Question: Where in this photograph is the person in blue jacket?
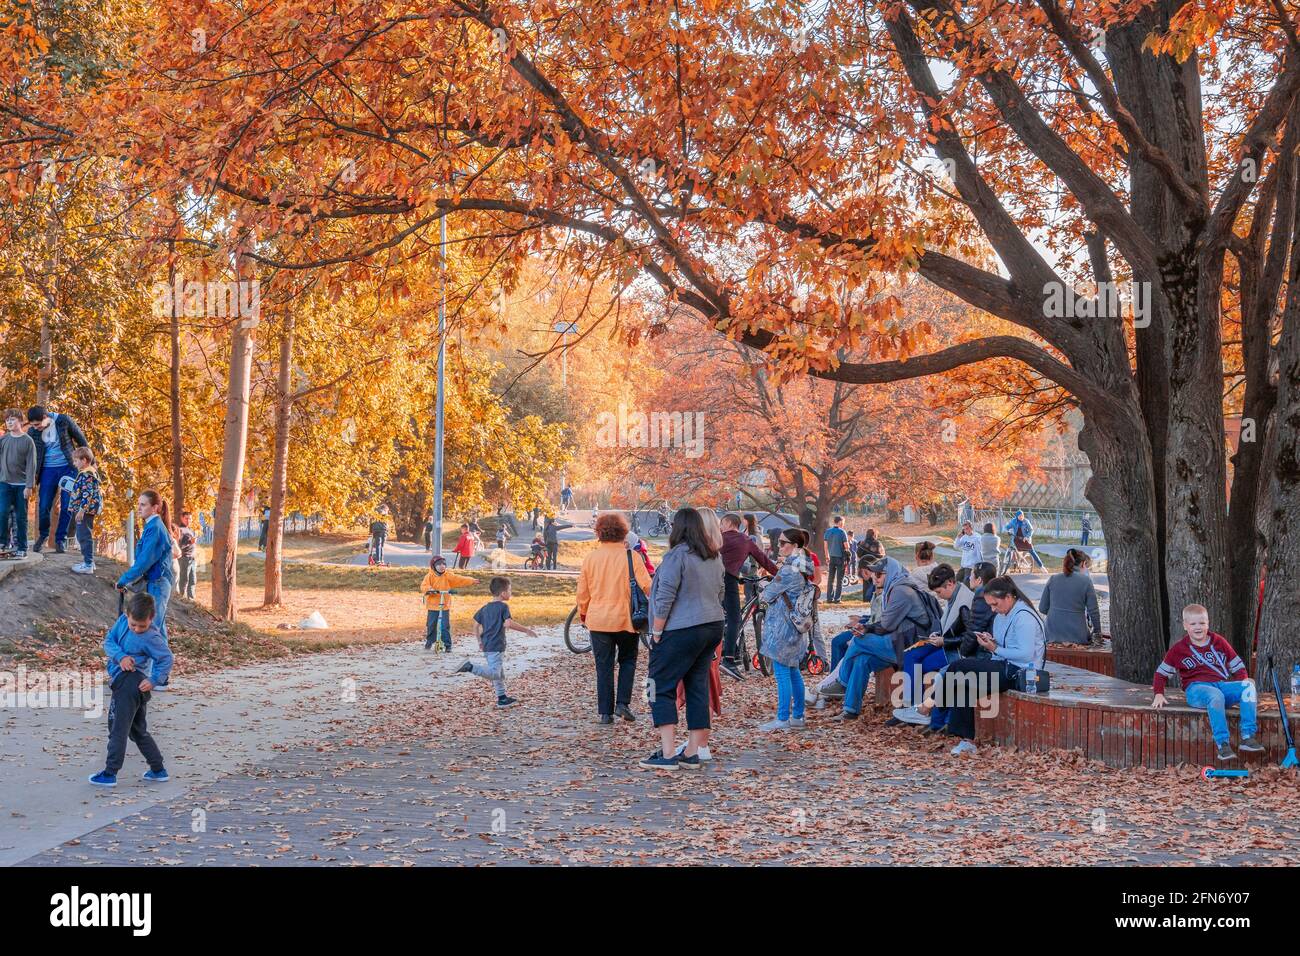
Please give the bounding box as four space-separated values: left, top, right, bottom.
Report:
89 591 174 786
116 489 177 662
1002 510 1046 570
939 575 1046 755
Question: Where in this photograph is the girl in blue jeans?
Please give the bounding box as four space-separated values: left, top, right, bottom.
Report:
116 491 177 674
758 531 815 731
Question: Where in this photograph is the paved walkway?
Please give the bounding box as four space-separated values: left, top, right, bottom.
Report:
0 627 565 866
342 513 597 570
20 632 1300 866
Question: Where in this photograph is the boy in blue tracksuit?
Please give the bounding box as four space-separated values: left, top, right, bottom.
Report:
89 592 174 786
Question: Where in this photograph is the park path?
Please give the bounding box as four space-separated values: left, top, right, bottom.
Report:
23 628 1300 867
342 511 596 570
0 626 566 866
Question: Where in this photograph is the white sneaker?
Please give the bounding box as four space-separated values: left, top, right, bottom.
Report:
805 693 820 708
758 719 791 732
70 563 94 574
950 740 978 756
788 717 807 728
893 706 930 726
814 696 828 710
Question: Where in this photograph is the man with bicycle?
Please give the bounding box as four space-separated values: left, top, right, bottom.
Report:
1003 510 1046 571
719 513 779 681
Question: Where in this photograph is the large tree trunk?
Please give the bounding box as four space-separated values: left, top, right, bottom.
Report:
1161 254 1232 646
168 249 185 517
1256 268 1300 681
1109 5 1227 647
1228 120 1298 665
1078 407 1167 683
263 311 295 608
1106 13 1183 637
210 243 257 621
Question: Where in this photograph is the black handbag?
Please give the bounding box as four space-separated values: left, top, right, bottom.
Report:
1007 662 1051 693
627 551 649 632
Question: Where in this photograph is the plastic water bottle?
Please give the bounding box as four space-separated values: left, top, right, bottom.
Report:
1023 665 1038 694
1291 665 1300 712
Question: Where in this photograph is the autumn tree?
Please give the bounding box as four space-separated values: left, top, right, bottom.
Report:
628 309 1036 560
8 1 1300 680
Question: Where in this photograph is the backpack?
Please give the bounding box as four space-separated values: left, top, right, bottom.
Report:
894 579 944 637
781 578 820 634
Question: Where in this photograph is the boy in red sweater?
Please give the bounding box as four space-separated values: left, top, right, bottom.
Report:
1152 604 1264 761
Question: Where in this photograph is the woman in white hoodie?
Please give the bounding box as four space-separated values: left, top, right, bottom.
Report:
953 521 981 586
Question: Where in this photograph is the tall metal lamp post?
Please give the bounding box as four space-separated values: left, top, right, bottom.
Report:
432 211 449 558
554 319 577 492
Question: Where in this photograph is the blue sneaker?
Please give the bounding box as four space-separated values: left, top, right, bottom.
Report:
676 751 703 770
142 769 170 783
88 771 117 787
638 749 679 772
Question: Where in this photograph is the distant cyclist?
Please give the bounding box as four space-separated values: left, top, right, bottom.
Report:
1003 510 1046 571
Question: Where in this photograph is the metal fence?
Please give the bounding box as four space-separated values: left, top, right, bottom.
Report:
970 507 1103 542
196 512 321 547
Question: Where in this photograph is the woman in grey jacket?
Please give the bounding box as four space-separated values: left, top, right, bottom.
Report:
640 508 725 772
1038 548 1102 644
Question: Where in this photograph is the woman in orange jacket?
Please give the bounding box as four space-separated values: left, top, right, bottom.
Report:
577 512 653 723
420 555 477 651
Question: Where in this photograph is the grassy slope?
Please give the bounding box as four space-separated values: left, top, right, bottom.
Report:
230 548 577 635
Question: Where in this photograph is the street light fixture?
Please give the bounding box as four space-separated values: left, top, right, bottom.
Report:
554 320 578 490
432 174 466 558
432 211 448 558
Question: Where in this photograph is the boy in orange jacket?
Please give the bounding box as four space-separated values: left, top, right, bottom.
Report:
421 555 476 651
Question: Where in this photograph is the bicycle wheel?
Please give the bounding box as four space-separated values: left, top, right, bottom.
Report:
805 653 826 676
563 607 592 653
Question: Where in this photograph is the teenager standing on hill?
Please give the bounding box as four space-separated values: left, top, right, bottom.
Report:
0 409 36 557
25 405 89 554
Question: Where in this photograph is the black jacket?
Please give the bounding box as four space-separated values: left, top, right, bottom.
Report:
28 413 89 482
960 585 997 658
543 518 572 544
856 535 884 563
